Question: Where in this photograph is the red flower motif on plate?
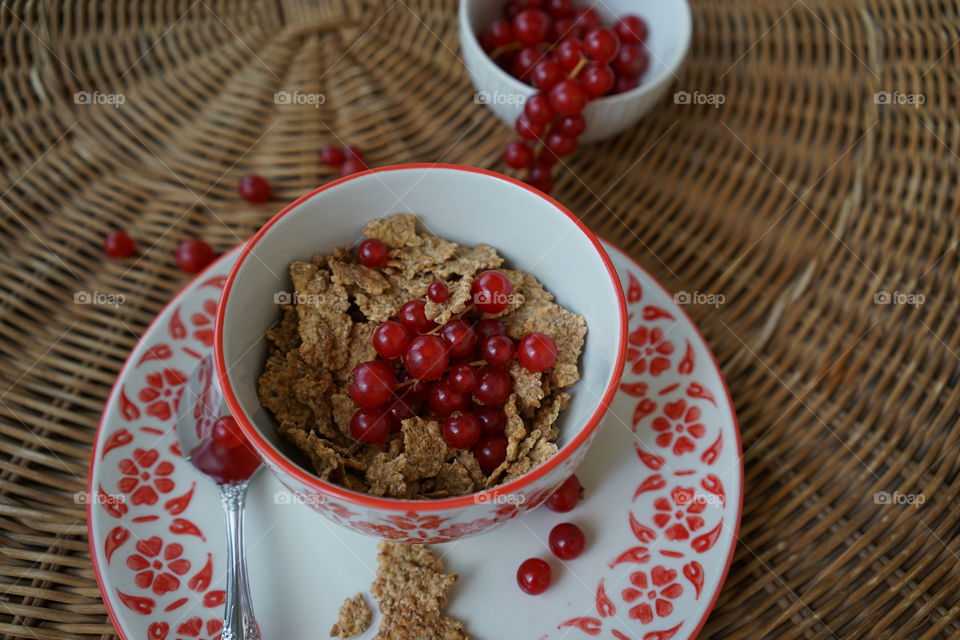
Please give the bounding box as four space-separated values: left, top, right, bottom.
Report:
126 536 191 596
622 566 683 623
175 616 223 640
651 399 706 455
627 326 674 376
137 368 187 420
118 448 175 506
652 487 707 541
190 300 217 347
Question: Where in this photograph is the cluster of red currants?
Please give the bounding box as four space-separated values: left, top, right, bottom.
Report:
478 0 650 193
517 474 586 594
347 238 560 475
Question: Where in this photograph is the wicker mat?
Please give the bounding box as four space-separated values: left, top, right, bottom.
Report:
1 0 959 637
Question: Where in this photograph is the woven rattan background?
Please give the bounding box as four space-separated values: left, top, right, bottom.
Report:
1 0 959 637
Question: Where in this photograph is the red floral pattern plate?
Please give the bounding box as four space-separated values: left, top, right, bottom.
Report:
88 241 742 640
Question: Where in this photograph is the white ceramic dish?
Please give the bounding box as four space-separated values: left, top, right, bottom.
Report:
459 0 692 142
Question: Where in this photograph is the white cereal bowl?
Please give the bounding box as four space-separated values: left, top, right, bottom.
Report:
459 0 692 142
215 164 627 542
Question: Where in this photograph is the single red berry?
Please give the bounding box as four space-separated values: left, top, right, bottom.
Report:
548 80 588 116
344 145 364 162
512 45 543 81
357 238 389 269
238 174 271 204
503 140 534 169
549 17 580 43
516 114 545 140
350 406 393 443
399 300 436 333
211 416 245 449
404 335 449 380
524 93 554 124
476 318 507 339
340 157 366 177
546 474 583 512
526 164 555 194
549 522 586 559
388 383 426 425
348 360 397 407
373 321 411 359
481 334 516 367
474 436 508 473
614 75 641 94
474 366 513 406
613 43 650 78
512 8 550 44
555 38 584 71
475 406 507 436
448 364 478 393
429 382 471 418
517 558 551 595
546 131 577 157
583 27 620 63
175 238 216 274
555 114 586 137
532 59 564 90
614 14 648 45
440 319 478 359
427 281 449 303
320 145 344 167
471 269 513 314
442 412 482 449
573 6 601 30
104 230 136 258
518 332 558 371
489 18 515 48
581 62 615 97
546 0 574 19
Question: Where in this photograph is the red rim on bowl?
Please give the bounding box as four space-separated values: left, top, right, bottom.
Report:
213 163 629 512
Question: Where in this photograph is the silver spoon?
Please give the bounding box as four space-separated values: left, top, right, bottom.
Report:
175 354 261 640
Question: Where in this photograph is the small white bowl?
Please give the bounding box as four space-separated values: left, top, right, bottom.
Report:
459 0 692 142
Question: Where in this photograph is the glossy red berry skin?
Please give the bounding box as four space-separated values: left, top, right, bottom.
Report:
548 80 588 116
373 321 411 359
104 230 136 258
524 93 554 124
555 114 586 137
555 38 584 71
474 436 508 473
481 335 516 367
340 157 366 177
448 364 478 393
573 6 601 30
513 8 550 44
516 114 545 141
443 412 482 449
388 384 426 426
399 300 436 334
581 62 615 97
518 332 558 371
513 45 543 80
320 145 344 167
546 474 583 512
532 59 564 90
549 522 586 559
440 319 477 359
517 558 551 595
613 43 650 78
427 281 449 303
476 318 507 339
238 174 271 203
475 406 507 436
526 165 555 195
348 360 397 407
471 269 513 314
614 14 648 45
350 407 393 443
614 75 641 94
428 383 471 418
488 18 515 48
175 239 216 274
344 146 364 162
546 132 577 157
503 141 534 169
357 238 389 269
211 416 245 449
474 366 513 406
583 27 620 63
404 335 449 380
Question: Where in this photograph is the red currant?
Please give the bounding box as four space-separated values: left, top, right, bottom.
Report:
476 318 507 339
555 114 586 137
471 269 513 314
526 164 555 194
488 18 515 48
175 239 216 274
404 335 449 380
546 131 577 157
320 145 344 167
532 59 564 90
474 436 507 473
512 45 543 81
211 416 245 449
481 334 516 367
440 319 477 359
104 230 136 258
373 321 411 359
344 146 364 162
613 43 650 78
518 332 558 371
503 141 534 169
388 384 425 425
554 38 584 71
427 281 449 303
513 9 550 44
548 522 586 559
340 157 366 177
614 75 640 94
549 17 580 43
535 151 559 168
238 174 271 204
503 1 521 22
475 406 507 436
548 80 588 116
399 300 436 333
581 62 615 97
357 238 389 269
474 366 513 406
442 412 482 449
428 382 471 418
546 474 582 512
573 7 601 30
517 558 551 594
545 0 574 19
583 27 619 63
614 15 648 45
348 360 397 407
516 114 545 141
524 93 554 124
350 407 393 443
448 364 478 393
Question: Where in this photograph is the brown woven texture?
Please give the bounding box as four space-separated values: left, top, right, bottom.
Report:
1 0 959 637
